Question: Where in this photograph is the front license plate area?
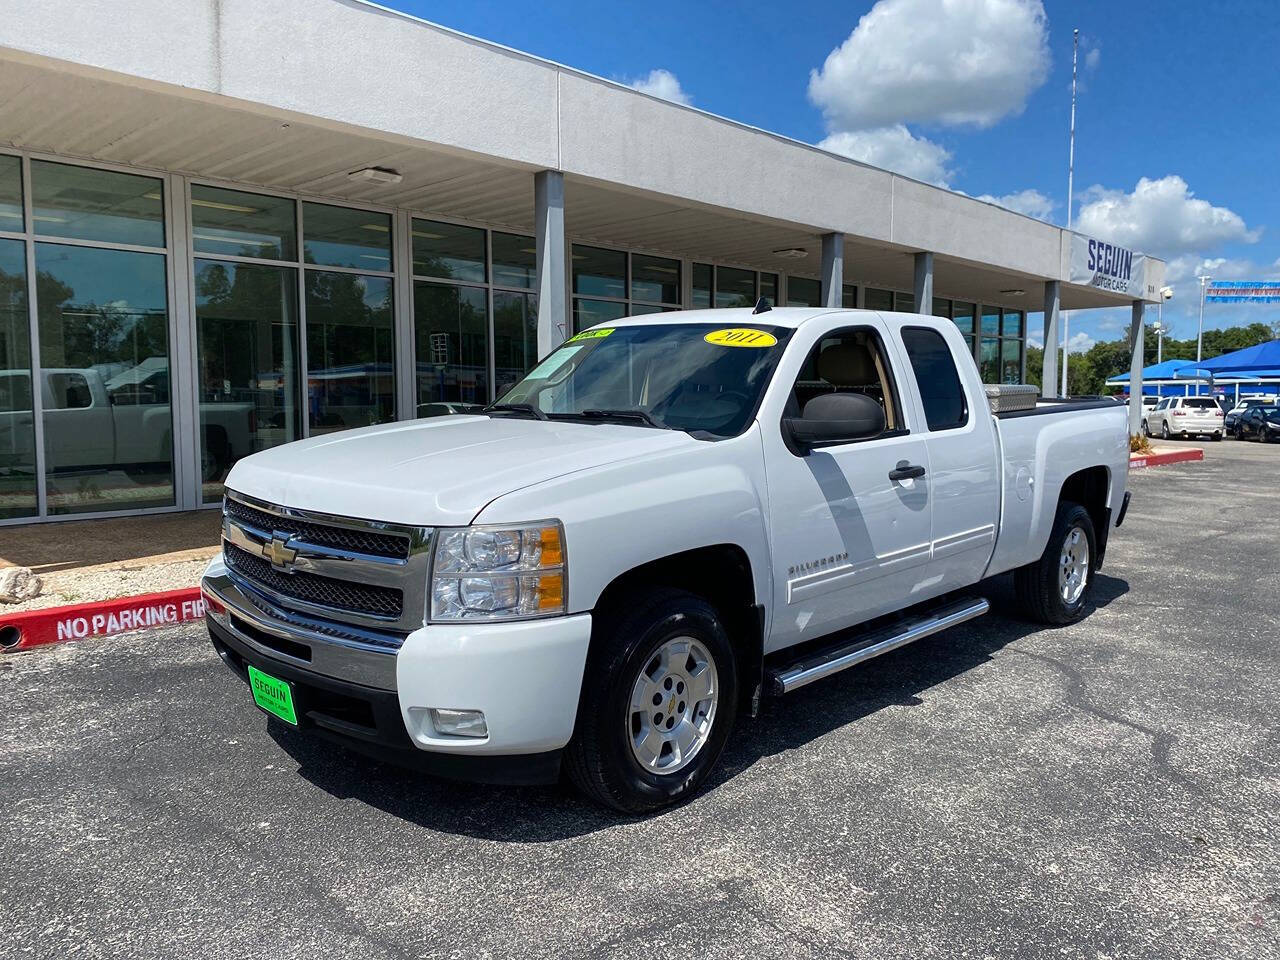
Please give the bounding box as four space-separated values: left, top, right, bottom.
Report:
247 665 298 726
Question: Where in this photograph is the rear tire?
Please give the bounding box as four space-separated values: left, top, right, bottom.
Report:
565 588 738 814
1014 502 1097 626
1161 421 1170 440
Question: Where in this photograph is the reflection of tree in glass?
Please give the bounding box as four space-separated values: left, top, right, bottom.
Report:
35 270 166 368
0 264 32 370
306 271 395 429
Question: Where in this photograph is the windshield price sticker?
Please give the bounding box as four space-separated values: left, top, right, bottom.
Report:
567 327 614 343
704 328 778 348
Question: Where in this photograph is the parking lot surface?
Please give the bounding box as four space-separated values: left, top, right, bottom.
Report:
3 440 1277 959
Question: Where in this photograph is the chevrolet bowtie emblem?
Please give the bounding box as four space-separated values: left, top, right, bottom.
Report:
263 534 299 570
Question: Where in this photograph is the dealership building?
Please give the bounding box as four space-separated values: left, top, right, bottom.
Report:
0 0 1163 525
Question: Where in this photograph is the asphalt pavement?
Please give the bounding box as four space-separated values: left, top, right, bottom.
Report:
2 439 1277 959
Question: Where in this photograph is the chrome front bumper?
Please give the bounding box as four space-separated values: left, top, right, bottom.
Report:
202 556 400 690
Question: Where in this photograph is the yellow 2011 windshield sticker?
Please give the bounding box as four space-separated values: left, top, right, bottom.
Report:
567 327 614 342
704 327 778 348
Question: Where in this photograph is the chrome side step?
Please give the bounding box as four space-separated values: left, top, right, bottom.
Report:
768 597 990 695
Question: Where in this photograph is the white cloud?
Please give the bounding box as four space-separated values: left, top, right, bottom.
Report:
818 126 953 186
1064 330 1096 352
626 69 691 106
1075 175 1259 257
975 188 1055 220
1084 46 1101 71
1027 331 1044 350
808 0 1050 131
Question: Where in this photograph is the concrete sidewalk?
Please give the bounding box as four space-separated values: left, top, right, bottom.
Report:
0 511 222 613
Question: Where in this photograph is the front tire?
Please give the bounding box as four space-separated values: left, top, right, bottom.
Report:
565 589 738 814
1014 502 1097 626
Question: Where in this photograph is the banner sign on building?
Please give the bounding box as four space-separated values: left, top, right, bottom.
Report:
1068 234 1147 298
1205 281 1280 303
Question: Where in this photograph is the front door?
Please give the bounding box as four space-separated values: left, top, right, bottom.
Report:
762 319 934 651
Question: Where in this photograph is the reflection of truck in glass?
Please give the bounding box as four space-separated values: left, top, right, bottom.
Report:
0 361 254 481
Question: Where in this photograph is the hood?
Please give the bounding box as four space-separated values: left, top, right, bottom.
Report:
223 415 699 526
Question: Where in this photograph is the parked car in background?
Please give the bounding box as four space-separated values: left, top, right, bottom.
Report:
1236 404 1280 442
1225 397 1276 436
1143 396 1224 441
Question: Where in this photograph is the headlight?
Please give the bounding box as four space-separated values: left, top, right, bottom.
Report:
429 521 566 621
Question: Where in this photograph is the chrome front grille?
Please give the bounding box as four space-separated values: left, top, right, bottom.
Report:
223 543 404 619
224 497 411 560
221 490 433 634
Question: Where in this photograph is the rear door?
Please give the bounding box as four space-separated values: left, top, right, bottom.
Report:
893 322 1001 594
760 315 933 649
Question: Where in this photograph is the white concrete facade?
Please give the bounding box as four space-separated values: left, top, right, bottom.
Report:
0 0 1161 524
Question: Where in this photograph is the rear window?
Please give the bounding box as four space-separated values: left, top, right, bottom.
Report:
901 327 967 431
1183 398 1217 409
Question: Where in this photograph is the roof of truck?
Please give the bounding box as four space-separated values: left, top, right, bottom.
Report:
597 307 930 330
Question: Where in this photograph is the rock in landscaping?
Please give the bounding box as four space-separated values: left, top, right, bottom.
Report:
0 566 42 603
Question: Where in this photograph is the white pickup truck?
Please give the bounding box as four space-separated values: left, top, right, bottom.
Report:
202 306 1131 812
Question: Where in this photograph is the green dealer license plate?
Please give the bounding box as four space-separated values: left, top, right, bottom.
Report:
247 665 298 726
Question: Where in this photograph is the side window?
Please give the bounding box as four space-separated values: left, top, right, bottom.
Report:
786 326 902 434
901 327 968 431
48 373 93 410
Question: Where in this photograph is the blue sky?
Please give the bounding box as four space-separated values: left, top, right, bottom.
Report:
387 0 1280 348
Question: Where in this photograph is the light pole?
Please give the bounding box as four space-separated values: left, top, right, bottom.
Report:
1196 275 1211 396
1061 28 1079 398
1155 285 1173 364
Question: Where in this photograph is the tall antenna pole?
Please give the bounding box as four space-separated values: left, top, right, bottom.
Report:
1061 28 1078 398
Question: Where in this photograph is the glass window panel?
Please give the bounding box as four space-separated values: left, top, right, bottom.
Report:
1000 338 1022 384
901 327 968 431
494 290 538 399
414 282 488 411
572 245 625 299
1001 309 1024 337
492 232 536 289
194 259 301 503
715 266 755 308
0 155 22 231
192 185 295 261
302 202 391 272
628 303 677 316
842 284 858 309
306 272 395 435
933 297 951 318
760 273 779 307
952 301 976 334
572 297 627 333
865 287 893 310
787 276 822 308
36 243 173 513
692 263 712 308
0 238 35 518
981 306 1000 335
979 336 1000 383
895 293 915 313
32 161 164 248
412 219 485 282
631 254 680 304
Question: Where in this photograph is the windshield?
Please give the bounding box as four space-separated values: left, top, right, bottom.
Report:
1264 408 1280 422
493 323 792 436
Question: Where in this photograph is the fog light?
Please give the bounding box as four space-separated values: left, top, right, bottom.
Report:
429 708 488 738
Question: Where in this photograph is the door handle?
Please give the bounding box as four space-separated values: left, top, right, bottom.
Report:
889 461 926 482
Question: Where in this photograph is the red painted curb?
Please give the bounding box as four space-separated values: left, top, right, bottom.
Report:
0 586 206 653
1129 448 1205 470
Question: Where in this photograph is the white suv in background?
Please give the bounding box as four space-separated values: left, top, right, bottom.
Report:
1143 396 1224 441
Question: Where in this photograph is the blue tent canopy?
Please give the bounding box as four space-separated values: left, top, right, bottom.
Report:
1106 358 1195 383
1192 339 1280 372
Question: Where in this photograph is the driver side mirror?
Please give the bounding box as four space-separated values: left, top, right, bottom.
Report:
783 392 886 453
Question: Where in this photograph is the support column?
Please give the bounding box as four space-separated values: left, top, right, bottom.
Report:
820 232 844 308
913 251 933 315
534 170 567 358
1042 281 1060 398
1127 300 1145 437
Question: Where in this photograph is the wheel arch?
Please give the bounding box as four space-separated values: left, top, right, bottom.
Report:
1057 464 1110 568
593 544 765 717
